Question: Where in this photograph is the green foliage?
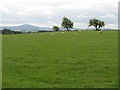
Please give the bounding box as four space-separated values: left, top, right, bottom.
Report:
1 29 23 34
89 18 105 30
53 26 59 31
61 17 74 31
3 31 118 88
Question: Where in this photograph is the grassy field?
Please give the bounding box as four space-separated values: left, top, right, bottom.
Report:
2 31 118 88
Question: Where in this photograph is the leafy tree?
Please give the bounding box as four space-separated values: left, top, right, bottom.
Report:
61 17 73 31
2 29 13 34
88 18 105 30
1 29 23 34
53 26 59 31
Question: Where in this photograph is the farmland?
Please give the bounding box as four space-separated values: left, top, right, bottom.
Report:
2 31 118 88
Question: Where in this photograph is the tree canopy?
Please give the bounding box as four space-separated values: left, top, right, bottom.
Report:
53 26 59 31
1 29 23 34
61 17 73 31
89 18 105 31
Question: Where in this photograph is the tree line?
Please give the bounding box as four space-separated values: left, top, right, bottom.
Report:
0 29 23 34
53 17 105 31
1 17 105 34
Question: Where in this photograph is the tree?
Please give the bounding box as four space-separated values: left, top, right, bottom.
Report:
61 17 73 31
88 18 105 31
1 29 23 34
2 29 13 34
53 26 59 31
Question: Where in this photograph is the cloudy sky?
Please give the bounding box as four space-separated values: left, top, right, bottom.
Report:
0 0 119 29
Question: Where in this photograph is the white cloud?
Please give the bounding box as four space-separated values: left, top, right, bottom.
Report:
106 24 118 29
0 0 119 29
101 14 117 18
42 9 53 16
72 15 88 18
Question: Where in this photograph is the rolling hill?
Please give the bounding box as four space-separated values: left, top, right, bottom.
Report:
0 24 52 32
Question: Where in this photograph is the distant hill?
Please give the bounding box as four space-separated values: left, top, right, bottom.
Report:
0 24 115 32
0 24 83 31
0 24 52 32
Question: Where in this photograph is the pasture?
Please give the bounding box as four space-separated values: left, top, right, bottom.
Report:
2 31 118 88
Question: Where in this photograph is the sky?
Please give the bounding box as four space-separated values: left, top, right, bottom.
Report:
0 0 119 29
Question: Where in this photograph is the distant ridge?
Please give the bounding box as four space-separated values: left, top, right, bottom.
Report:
0 24 52 32
0 24 82 31
0 24 115 31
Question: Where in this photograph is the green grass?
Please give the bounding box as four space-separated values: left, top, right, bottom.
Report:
2 31 118 88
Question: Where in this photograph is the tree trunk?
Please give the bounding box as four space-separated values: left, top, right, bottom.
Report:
95 27 100 31
95 27 98 31
66 28 69 31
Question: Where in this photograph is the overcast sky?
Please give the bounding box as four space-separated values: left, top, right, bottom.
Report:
0 0 119 29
